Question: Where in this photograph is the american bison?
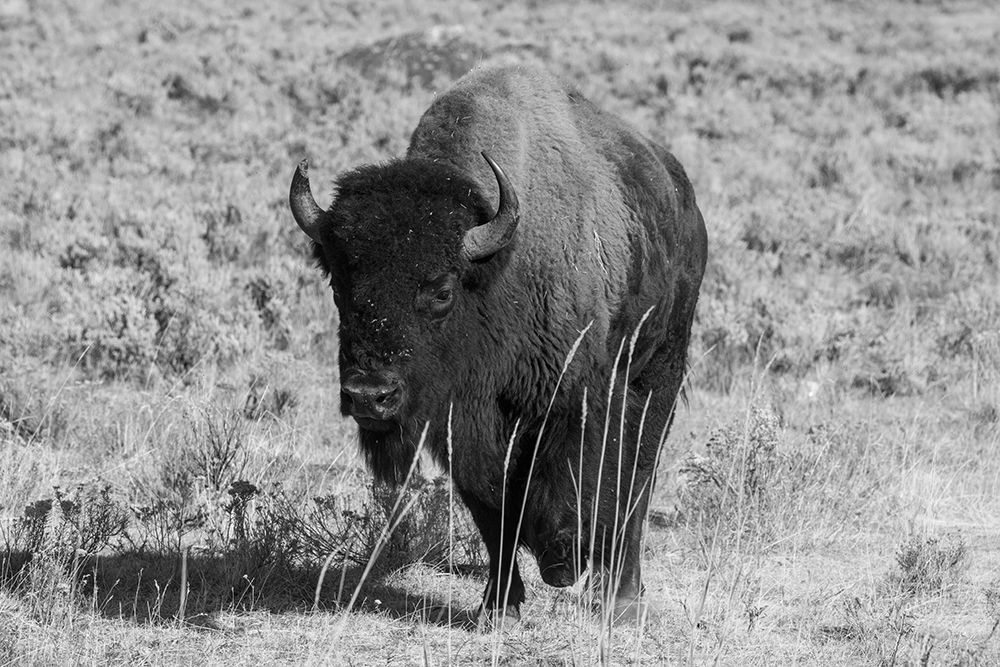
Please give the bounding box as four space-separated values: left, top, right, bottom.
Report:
289 64 707 624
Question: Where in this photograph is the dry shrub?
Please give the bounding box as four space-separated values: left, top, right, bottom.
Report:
5 483 129 558
242 374 298 421
889 534 967 597
369 474 483 572
678 404 884 553
125 406 250 553
1 482 130 624
200 203 244 264
181 406 249 493
985 579 1000 639
20 499 80 625
972 330 1000 405
828 533 971 664
247 474 481 578
245 275 292 351
47 218 262 381
127 499 190 555
677 404 781 545
836 593 915 666
0 372 69 445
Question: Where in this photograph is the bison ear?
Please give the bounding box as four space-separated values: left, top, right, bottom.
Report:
462 152 520 262
289 159 327 243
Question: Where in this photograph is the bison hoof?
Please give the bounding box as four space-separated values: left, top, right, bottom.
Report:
476 603 521 631
539 561 579 587
537 543 586 587
610 596 657 627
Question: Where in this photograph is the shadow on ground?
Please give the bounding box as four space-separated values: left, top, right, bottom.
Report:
0 549 485 630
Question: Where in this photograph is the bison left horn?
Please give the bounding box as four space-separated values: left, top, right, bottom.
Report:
289 159 326 243
463 152 520 262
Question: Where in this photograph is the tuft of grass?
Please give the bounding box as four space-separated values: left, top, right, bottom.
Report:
889 533 968 598
677 403 781 540
826 532 974 665
249 474 482 588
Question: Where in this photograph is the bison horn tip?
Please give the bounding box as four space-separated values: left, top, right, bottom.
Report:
463 152 520 262
289 159 326 243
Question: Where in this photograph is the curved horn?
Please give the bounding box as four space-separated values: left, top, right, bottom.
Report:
462 151 520 262
289 159 326 243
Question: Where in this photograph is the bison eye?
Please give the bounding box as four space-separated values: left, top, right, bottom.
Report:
427 287 453 318
416 274 457 319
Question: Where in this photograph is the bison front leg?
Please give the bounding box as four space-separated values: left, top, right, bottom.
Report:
582 465 657 626
459 492 525 625
606 475 654 625
588 380 674 626
605 339 691 625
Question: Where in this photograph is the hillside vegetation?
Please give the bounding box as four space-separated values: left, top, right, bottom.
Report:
1 0 998 664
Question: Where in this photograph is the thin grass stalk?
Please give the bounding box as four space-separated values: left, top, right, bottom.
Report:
695 342 776 664
612 353 658 636
336 530 354 605
573 386 588 625
494 418 520 629
313 549 340 612
620 352 698 662
177 546 189 625
330 422 431 647
606 403 651 647
446 402 454 652
484 420 521 666
606 307 654 625
422 635 433 667
686 520 721 666
500 322 594 634
616 306 655 482
591 335 627 637
619 388 655 615
25 343 91 448
629 370 688 635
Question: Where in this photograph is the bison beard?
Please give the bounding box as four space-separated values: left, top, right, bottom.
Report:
290 64 707 625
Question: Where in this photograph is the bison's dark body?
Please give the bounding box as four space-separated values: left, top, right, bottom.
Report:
293 65 707 621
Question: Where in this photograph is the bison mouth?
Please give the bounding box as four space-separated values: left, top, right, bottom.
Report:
352 416 397 433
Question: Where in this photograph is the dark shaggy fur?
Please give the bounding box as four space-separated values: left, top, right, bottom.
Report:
304 64 707 618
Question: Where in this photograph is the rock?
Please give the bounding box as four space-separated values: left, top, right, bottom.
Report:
337 25 488 91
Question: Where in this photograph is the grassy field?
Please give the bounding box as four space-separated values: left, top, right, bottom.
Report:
1 0 999 663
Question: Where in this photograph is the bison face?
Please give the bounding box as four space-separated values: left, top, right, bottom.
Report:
336 270 458 432
331 259 462 434
289 153 518 457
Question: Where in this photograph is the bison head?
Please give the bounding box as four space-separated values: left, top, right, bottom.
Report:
289 153 519 482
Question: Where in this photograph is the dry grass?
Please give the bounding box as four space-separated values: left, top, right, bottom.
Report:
1 0 999 663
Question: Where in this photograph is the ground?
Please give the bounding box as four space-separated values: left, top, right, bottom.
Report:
0 0 998 664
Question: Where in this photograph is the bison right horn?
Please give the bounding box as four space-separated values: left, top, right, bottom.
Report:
289 159 326 243
462 152 520 262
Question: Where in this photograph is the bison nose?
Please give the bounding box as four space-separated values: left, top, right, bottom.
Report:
341 372 405 422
